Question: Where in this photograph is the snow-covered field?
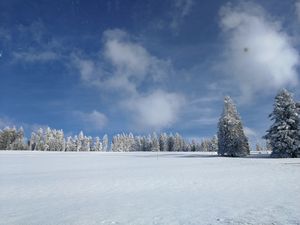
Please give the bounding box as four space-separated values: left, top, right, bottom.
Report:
0 151 299 225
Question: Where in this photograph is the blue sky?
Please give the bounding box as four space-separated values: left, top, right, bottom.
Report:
0 0 300 144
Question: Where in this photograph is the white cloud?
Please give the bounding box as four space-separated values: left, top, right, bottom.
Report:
296 0 300 22
104 29 151 76
72 29 185 130
76 110 108 130
73 29 172 94
123 90 185 130
71 55 102 82
219 2 299 99
9 21 64 63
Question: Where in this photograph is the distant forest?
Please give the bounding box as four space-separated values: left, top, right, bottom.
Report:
1 89 299 158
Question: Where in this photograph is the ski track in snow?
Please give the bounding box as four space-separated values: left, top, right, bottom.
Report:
0 151 299 225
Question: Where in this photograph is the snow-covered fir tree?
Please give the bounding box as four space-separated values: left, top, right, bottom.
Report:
127 133 135 152
29 128 65 151
159 133 168 152
72 131 92 152
44 127 52 151
264 89 300 158
82 136 92 152
218 96 250 157
200 139 210 152
76 132 84 152
34 128 45 150
70 136 78 151
10 127 27 150
210 135 218 152
47 128 65 151
29 132 37 150
0 127 27 150
111 134 121 152
112 133 135 152
199 135 218 152
191 140 197 152
93 137 103 151
167 134 175 152
102 134 109 152
173 133 184 152
132 136 142 151
140 136 148 151
65 136 74 151
150 132 160 152
0 127 14 149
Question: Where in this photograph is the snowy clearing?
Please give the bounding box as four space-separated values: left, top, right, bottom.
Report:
0 151 300 225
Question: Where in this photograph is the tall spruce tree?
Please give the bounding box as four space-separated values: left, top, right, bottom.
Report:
218 96 250 157
264 89 300 158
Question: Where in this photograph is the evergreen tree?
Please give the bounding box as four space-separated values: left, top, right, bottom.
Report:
0 127 26 150
10 127 27 150
30 132 37 150
264 89 300 158
150 132 160 152
200 139 210 152
190 140 196 152
218 96 249 157
77 131 84 152
132 136 142 151
127 133 135 152
174 133 185 151
140 136 149 152
35 128 45 150
65 136 73 151
93 137 103 151
102 134 109 152
159 133 168 152
210 135 218 152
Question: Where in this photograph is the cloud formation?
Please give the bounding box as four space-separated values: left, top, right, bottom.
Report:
73 29 172 94
72 29 184 130
7 21 64 63
75 110 108 130
219 2 299 99
124 90 185 130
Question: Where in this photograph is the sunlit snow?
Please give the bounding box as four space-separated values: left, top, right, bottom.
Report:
0 151 299 225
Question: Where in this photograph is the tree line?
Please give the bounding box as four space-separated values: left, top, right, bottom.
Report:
1 88 299 157
0 127 218 152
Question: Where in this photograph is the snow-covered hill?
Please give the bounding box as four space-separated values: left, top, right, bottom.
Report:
0 151 299 225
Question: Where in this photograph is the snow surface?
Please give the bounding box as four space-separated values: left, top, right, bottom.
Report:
0 151 300 225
